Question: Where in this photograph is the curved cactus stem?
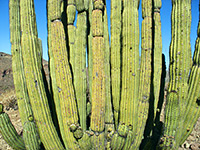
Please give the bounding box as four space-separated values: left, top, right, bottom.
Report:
9 0 34 125
78 132 92 150
9 0 40 149
20 0 64 149
131 0 153 149
0 111 25 150
110 0 122 128
165 0 192 148
158 91 179 149
50 20 80 149
23 121 41 150
111 133 126 150
178 16 200 146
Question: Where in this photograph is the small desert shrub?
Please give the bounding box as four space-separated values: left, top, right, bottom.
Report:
0 89 17 110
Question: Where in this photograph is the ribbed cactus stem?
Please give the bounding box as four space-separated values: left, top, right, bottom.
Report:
20 0 64 149
131 0 153 148
88 0 93 109
90 132 105 149
23 121 40 150
76 0 85 12
9 0 35 125
47 0 62 21
153 0 162 119
162 0 192 148
90 1 106 148
50 20 80 149
178 17 200 145
110 0 122 128
120 0 140 130
168 0 191 114
104 6 114 127
0 111 26 150
9 0 40 149
67 0 76 73
74 10 87 130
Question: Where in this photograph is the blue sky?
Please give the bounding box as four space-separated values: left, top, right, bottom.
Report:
0 0 199 69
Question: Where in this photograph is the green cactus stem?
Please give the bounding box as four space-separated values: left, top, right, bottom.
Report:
9 0 40 149
0 111 25 150
78 132 92 150
47 0 62 21
104 5 114 131
178 17 200 145
76 0 85 12
88 0 93 107
23 121 40 150
49 20 80 149
164 0 193 148
131 0 153 149
9 0 35 125
20 0 64 149
120 0 140 131
66 0 76 73
74 10 87 130
110 0 122 128
90 36 105 132
90 1 106 148
153 0 162 120
90 132 105 149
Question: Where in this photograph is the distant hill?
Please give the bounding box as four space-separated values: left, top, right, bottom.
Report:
0 52 49 95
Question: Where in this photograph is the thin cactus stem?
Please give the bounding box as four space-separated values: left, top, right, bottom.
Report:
0 110 26 150
67 0 76 73
153 0 162 120
104 5 114 129
88 0 93 116
74 0 87 130
23 121 40 150
131 0 153 148
110 0 122 128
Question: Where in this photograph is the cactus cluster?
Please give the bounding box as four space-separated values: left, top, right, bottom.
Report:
0 0 199 150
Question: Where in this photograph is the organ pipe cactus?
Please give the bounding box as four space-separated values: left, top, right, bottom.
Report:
0 0 199 149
